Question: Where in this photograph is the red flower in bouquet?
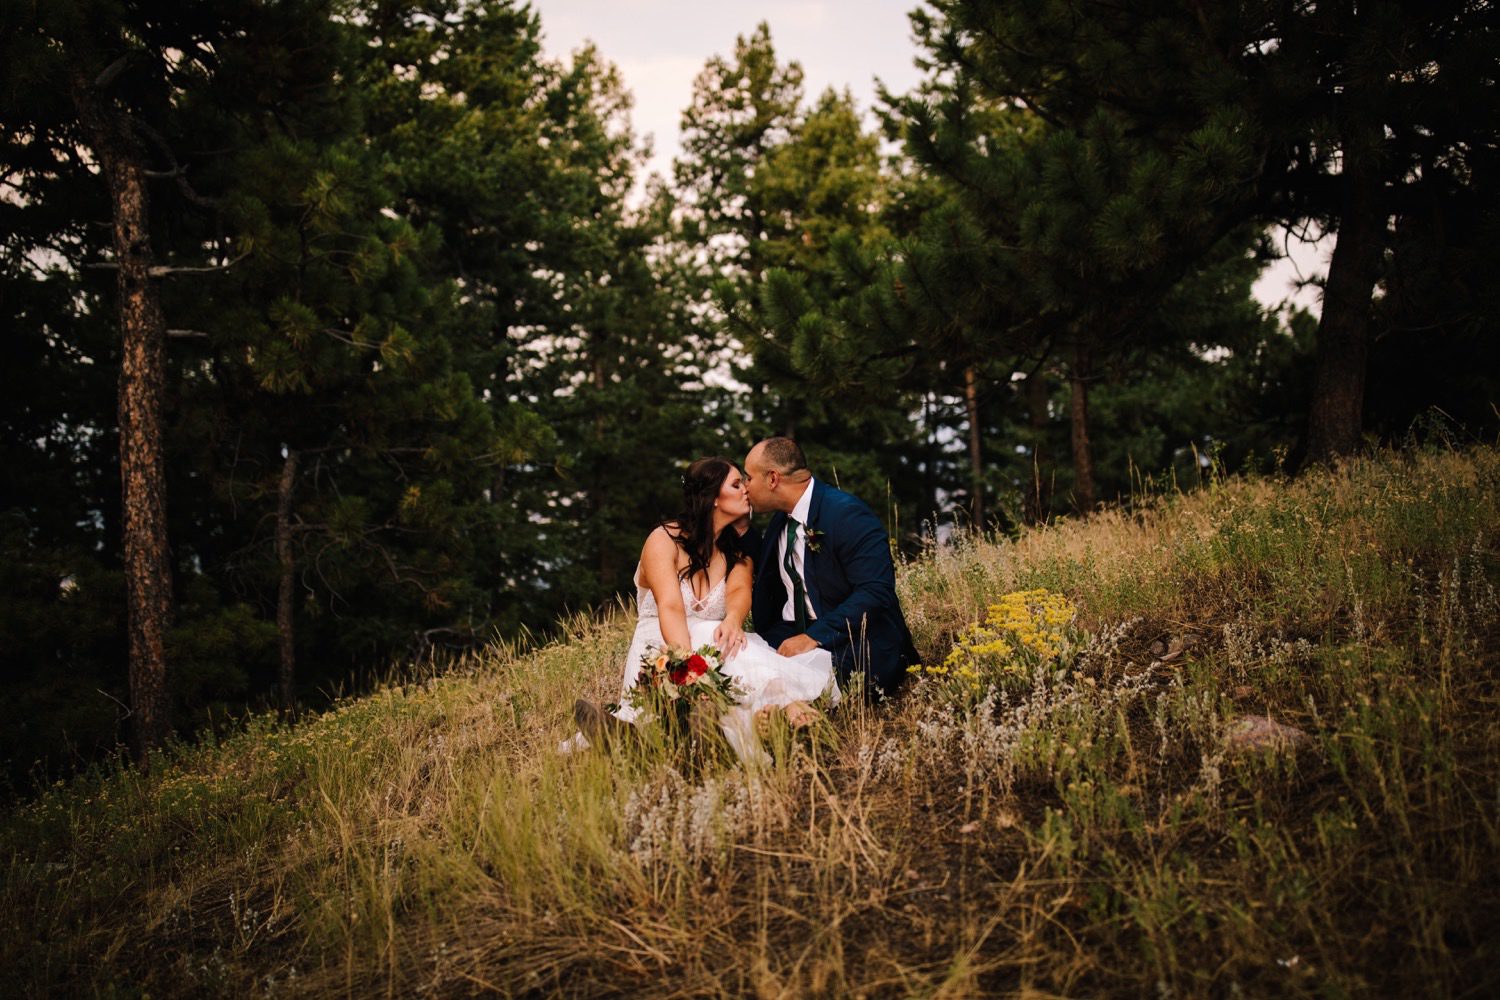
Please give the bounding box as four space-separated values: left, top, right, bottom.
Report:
670 653 709 685
628 644 740 731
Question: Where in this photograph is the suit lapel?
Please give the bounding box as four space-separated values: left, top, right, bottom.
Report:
805 482 824 614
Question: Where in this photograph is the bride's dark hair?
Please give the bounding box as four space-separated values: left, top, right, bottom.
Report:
669 456 745 583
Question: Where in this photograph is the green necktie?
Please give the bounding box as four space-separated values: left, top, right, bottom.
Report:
784 517 808 632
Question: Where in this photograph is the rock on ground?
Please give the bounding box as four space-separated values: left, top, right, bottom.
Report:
1225 714 1310 753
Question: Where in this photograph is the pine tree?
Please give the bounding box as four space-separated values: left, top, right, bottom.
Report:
352 0 567 635
3 0 570 748
735 87 939 527
506 46 711 601
903 0 1498 467
0 0 306 760
674 21 805 285
172 0 569 700
895 3 1279 509
670 27 933 529
359 5 716 611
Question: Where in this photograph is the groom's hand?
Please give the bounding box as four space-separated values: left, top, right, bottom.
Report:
730 511 752 536
777 634 819 657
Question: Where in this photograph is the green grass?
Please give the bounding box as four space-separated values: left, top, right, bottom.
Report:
3 446 1498 997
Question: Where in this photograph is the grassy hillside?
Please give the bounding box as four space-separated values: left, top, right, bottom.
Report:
4 447 1498 997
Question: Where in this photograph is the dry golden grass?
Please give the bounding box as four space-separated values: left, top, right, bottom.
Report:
3 446 1499 997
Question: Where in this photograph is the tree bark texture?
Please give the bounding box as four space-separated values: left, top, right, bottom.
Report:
963 365 985 528
1069 345 1096 513
1305 112 1385 466
276 448 300 716
70 70 174 765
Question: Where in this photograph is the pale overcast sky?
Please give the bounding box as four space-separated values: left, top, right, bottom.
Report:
533 0 922 183
533 0 1324 315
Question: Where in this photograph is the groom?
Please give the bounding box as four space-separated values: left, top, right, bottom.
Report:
742 437 918 699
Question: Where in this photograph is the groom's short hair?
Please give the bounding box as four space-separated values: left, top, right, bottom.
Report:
758 436 808 474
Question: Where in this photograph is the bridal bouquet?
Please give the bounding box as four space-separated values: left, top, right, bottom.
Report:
625 643 741 733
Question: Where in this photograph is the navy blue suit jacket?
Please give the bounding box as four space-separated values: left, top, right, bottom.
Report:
750 481 917 697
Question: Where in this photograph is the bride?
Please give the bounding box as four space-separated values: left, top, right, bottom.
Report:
572 456 839 761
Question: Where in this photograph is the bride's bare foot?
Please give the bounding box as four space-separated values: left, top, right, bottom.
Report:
754 701 821 739
753 705 782 740
784 701 821 729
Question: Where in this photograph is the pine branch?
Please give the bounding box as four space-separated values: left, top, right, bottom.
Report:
86 249 250 277
131 119 219 209
93 55 132 90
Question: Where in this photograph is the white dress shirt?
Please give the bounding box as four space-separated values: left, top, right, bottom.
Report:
777 478 818 626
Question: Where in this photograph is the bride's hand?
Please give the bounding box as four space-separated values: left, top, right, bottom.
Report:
714 620 747 661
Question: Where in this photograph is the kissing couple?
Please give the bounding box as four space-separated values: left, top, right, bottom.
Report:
571 436 918 761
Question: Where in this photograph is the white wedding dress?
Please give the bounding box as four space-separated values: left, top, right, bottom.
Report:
609 567 840 762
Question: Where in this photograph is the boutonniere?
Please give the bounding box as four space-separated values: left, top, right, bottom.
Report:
804 526 826 553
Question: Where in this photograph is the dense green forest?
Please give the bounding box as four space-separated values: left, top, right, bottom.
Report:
2 0 1495 786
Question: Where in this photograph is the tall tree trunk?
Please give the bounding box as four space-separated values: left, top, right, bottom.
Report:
1069 345 1096 513
1023 369 1051 524
276 448 299 717
963 365 985 528
70 68 172 765
1305 115 1385 465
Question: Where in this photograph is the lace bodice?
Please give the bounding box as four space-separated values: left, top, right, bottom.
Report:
636 570 728 624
